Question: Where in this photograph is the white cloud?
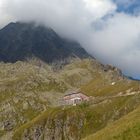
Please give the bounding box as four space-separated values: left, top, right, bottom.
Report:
83 0 116 19
0 0 116 28
90 13 140 77
0 1 14 27
0 0 140 77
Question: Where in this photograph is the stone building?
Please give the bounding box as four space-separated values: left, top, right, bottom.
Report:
62 92 89 106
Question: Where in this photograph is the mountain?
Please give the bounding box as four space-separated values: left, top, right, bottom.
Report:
0 22 90 63
0 58 139 140
0 22 139 140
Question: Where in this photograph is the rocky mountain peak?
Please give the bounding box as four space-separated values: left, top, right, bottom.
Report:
0 22 91 63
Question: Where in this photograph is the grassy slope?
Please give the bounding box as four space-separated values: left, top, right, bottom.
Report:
13 106 85 140
81 77 140 97
0 59 96 137
12 93 140 140
83 105 140 140
0 58 140 139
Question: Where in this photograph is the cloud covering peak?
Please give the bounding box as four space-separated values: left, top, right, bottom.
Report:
0 0 140 78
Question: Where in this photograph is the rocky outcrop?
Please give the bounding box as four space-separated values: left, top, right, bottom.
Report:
14 109 85 140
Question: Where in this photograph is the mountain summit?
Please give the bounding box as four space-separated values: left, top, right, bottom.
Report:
0 22 90 63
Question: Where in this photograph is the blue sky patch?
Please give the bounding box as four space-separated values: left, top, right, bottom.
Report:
113 0 140 14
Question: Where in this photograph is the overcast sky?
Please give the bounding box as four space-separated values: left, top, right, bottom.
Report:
0 0 140 78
